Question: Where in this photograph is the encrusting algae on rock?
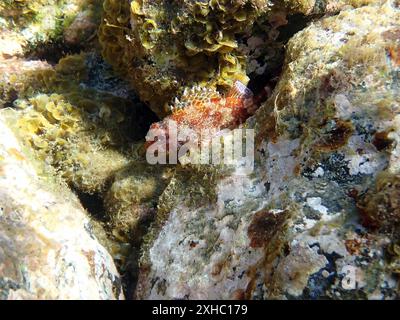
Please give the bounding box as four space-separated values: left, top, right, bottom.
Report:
98 0 383 118
2 0 400 300
1 53 138 194
99 0 270 117
0 110 124 300
0 0 103 52
357 171 400 232
13 93 129 194
0 50 173 293
134 0 400 300
104 162 173 243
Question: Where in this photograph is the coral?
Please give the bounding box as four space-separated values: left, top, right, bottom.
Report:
99 0 271 117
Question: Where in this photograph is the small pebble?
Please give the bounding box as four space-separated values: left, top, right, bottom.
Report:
322 270 330 278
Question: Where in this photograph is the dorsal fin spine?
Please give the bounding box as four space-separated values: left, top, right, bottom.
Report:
228 81 253 99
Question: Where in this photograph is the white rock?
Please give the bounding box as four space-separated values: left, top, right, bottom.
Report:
0 111 123 300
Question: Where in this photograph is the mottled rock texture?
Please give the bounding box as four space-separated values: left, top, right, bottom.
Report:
0 111 124 299
0 0 102 52
1 0 400 301
99 0 381 117
0 51 164 296
135 1 400 300
99 0 271 117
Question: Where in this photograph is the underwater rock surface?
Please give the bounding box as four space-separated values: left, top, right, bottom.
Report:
99 0 271 117
135 1 400 299
0 0 102 52
0 0 400 300
99 0 381 117
0 112 123 299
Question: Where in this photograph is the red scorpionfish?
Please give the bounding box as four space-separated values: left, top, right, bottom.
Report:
145 81 255 158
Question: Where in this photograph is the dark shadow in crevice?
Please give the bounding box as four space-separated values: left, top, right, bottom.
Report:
74 185 158 299
248 13 322 104
74 189 108 222
26 41 84 65
123 206 157 299
276 14 314 43
125 102 159 142
82 53 160 142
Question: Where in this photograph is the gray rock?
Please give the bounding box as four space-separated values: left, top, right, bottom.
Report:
136 1 400 300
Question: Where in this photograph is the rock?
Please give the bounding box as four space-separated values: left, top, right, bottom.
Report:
0 55 51 108
104 163 172 243
99 0 270 117
271 243 329 297
0 31 25 59
99 0 381 118
0 111 124 300
63 9 99 45
135 1 400 300
280 0 385 15
0 29 52 108
1 0 399 301
0 0 102 53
